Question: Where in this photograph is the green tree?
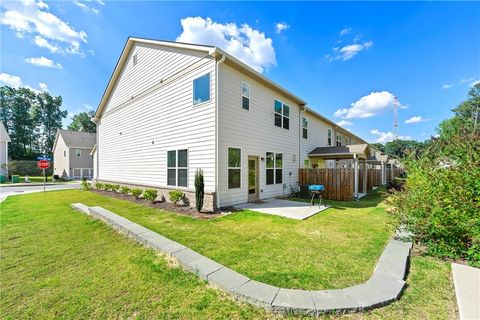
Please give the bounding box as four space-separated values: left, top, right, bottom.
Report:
33 92 67 157
67 111 96 133
0 87 38 160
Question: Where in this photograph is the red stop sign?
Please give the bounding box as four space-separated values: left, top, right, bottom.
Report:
37 160 50 169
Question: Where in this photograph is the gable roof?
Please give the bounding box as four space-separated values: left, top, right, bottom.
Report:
53 129 96 151
92 37 367 145
0 122 10 142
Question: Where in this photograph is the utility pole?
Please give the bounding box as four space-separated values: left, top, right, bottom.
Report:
393 96 399 140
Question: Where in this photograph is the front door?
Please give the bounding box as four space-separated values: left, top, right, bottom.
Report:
248 156 259 201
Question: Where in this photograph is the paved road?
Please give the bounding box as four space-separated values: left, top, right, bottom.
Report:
0 183 81 202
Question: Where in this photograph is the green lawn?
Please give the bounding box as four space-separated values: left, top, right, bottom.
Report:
0 190 457 319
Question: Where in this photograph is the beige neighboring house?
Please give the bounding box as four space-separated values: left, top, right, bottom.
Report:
0 122 11 177
52 129 96 180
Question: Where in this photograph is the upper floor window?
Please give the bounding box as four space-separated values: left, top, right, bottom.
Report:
228 147 241 189
193 73 210 105
241 83 250 110
274 100 290 130
167 149 188 187
336 134 342 147
302 117 308 139
266 152 283 185
328 129 332 146
76 149 81 157
64 150 66 157
133 53 138 66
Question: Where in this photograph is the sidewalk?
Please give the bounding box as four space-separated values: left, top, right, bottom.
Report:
452 263 480 320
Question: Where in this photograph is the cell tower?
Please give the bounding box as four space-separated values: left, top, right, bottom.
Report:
393 96 399 140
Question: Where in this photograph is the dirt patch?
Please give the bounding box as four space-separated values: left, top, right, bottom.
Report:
92 190 225 219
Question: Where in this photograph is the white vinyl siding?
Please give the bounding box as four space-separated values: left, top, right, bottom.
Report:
218 63 300 207
97 44 216 192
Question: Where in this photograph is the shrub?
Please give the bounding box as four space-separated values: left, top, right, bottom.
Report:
388 128 480 267
95 182 104 190
111 184 120 193
131 188 143 198
81 179 92 191
194 168 204 212
103 183 112 191
8 160 53 176
143 189 158 202
120 186 131 195
169 190 184 205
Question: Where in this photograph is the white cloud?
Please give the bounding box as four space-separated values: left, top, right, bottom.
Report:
84 104 93 110
460 77 475 83
0 73 23 88
370 129 411 144
340 27 351 35
334 91 400 119
336 120 353 127
326 41 372 62
38 82 48 91
73 0 101 15
26 56 63 69
34 36 60 53
0 72 47 93
405 116 429 124
0 0 87 54
177 17 276 73
275 22 289 34
471 80 479 87
442 84 453 89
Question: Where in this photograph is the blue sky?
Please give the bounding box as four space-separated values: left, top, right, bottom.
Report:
1 1 479 143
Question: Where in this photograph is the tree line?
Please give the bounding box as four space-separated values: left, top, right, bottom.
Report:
1 86 95 160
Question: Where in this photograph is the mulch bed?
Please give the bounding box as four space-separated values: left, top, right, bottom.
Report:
92 190 225 219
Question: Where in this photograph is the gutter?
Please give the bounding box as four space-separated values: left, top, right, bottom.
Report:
299 105 307 173
214 51 226 209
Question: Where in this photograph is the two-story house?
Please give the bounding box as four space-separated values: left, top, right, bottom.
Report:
92 38 372 210
53 129 96 180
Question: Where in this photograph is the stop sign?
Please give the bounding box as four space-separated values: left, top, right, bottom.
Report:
37 160 50 169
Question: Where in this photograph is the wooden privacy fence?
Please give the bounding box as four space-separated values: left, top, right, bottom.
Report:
298 168 353 200
368 169 382 190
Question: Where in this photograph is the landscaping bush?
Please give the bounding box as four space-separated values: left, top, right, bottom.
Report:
103 183 113 191
143 189 158 202
120 186 131 195
388 85 480 267
111 184 120 193
195 168 204 212
81 179 92 191
95 182 105 190
169 190 184 205
131 188 143 198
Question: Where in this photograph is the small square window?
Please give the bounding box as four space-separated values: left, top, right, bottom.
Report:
76 149 81 157
193 73 210 105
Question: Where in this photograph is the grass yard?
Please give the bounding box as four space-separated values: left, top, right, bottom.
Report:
0 190 457 319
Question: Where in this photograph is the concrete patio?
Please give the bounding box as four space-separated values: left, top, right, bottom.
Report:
235 198 329 220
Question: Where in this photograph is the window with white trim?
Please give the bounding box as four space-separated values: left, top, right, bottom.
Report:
328 129 332 146
193 73 210 105
228 147 241 189
167 149 188 187
302 117 308 139
266 152 283 185
274 100 290 129
133 53 138 66
241 83 250 110
336 134 342 147
76 149 81 157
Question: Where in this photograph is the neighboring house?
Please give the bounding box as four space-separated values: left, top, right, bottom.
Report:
92 37 377 210
52 129 96 180
0 122 10 177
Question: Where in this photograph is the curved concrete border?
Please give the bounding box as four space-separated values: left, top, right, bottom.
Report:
71 203 412 316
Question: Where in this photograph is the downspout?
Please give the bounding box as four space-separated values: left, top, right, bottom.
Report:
215 52 226 210
91 117 99 181
299 105 307 173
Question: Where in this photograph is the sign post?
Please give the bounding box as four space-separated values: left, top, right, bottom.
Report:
37 159 50 192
